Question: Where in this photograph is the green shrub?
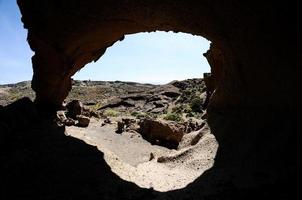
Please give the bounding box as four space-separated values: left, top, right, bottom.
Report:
131 111 140 117
103 109 119 117
183 104 192 113
172 104 192 114
136 113 148 119
163 112 182 122
131 111 149 119
190 96 203 112
93 102 103 111
185 112 195 118
183 89 193 96
172 105 182 114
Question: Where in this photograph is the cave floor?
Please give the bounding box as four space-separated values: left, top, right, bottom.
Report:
66 118 218 192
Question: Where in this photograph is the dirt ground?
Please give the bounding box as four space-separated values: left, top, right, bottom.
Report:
66 118 218 192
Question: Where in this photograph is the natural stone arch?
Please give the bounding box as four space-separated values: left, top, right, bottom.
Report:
16 0 300 198
17 0 232 111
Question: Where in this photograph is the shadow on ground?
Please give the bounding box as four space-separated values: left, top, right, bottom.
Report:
0 98 299 199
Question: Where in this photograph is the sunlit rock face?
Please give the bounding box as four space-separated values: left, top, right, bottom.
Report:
15 0 300 199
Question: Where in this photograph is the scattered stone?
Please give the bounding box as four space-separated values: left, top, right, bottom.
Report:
82 106 92 117
122 118 136 126
104 117 111 123
117 118 139 132
90 110 99 118
157 156 166 163
65 117 76 126
116 121 125 134
76 115 90 127
101 117 112 126
57 111 67 122
183 119 205 133
56 110 77 126
149 152 155 161
126 123 140 132
103 117 111 124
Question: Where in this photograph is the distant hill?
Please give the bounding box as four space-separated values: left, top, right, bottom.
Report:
0 78 207 118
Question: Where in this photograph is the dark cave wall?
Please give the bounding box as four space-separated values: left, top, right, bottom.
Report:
16 0 301 197
17 0 298 110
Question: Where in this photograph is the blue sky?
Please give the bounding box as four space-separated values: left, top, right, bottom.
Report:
0 0 34 84
0 0 211 85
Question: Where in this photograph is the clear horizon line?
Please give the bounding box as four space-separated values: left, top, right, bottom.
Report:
0 76 206 86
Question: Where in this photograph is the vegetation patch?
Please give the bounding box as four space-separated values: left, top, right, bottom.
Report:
189 96 203 112
103 109 119 117
163 112 183 122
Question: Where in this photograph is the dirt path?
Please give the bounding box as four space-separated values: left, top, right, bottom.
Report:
66 118 218 192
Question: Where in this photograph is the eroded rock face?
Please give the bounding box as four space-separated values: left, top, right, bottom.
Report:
17 1 298 111
138 118 184 149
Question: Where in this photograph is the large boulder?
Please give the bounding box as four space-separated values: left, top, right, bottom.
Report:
66 100 83 119
115 121 124 134
138 118 184 149
76 115 90 127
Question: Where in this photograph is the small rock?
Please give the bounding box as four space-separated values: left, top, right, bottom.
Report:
82 106 92 117
104 117 111 124
65 117 76 126
122 118 136 126
149 152 155 161
183 118 205 133
57 111 67 122
90 110 99 118
126 123 140 132
76 115 90 127
116 121 124 134
101 117 112 126
157 156 166 163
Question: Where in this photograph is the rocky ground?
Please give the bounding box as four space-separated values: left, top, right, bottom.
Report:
0 78 218 192
0 79 207 116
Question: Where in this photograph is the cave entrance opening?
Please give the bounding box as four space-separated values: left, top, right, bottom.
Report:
64 31 218 192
